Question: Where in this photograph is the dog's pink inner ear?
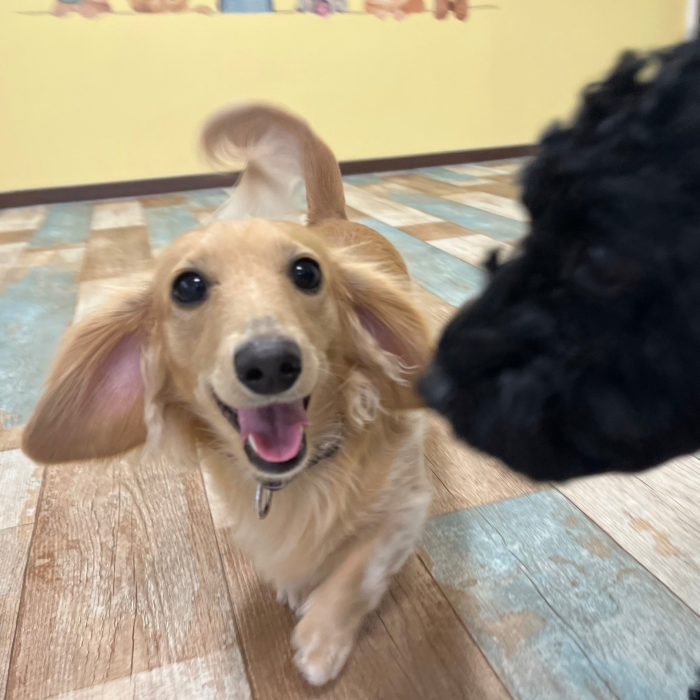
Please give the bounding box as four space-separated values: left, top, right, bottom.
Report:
355 305 415 365
22 295 153 464
90 332 145 416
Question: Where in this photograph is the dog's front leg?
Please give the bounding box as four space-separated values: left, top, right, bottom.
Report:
292 489 430 686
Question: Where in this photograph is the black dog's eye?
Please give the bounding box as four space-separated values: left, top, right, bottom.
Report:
171 271 208 306
290 257 322 293
574 246 636 295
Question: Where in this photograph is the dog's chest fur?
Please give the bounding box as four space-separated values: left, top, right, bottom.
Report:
200 411 428 592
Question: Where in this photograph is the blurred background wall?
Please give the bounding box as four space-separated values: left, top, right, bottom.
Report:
0 0 686 193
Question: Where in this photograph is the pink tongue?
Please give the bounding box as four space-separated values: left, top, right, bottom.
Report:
237 400 308 463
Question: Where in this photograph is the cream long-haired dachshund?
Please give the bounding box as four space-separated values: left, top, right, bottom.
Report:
22 104 432 686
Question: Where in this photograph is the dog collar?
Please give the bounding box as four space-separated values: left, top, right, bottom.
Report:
254 437 343 519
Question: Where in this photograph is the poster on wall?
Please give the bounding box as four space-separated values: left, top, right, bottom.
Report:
49 0 470 20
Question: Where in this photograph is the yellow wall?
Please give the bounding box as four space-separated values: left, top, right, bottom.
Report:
0 0 686 192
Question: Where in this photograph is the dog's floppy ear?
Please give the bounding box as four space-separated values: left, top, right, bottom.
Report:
338 259 432 410
22 290 157 464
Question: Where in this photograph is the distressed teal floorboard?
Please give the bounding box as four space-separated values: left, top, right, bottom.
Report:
389 190 526 241
145 205 200 249
183 188 230 209
0 268 77 427
422 490 700 700
357 217 484 306
413 166 481 184
343 174 383 185
30 203 93 248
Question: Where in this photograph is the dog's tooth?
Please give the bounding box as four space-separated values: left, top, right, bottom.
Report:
249 435 260 455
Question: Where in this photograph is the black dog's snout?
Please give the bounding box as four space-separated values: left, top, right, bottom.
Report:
419 363 455 411
234 336 302 395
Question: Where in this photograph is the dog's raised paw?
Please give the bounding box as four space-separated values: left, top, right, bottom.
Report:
292 613 354 686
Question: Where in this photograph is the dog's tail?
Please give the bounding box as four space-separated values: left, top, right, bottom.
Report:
201 103 347 225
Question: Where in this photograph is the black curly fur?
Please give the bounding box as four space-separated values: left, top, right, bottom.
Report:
421 38 700 481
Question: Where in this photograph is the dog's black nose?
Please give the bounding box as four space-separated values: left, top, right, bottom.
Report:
234 336 302 395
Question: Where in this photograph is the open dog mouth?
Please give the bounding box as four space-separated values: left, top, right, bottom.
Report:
213 392 310 475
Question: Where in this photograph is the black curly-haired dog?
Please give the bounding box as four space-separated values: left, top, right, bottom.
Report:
420 37 700 482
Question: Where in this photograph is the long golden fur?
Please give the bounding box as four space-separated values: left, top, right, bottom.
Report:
22 104 432 686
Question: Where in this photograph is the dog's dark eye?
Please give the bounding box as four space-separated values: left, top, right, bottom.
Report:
172 271 208 306
574 246 636 295
290 257 322 293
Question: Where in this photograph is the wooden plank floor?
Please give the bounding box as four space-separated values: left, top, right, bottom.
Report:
1 161 698 699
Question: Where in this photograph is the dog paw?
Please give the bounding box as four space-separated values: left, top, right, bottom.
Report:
292 613 354 686
277 586 309 615
276 586 308 613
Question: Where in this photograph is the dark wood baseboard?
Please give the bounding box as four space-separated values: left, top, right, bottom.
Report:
339 144 535 175
0 144 535 209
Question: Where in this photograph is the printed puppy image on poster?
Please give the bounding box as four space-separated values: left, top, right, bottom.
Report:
364 0 422 20
297 0 347 17
52 0 214 14
365 0 467 20
130 0 214 12
52 0 112 16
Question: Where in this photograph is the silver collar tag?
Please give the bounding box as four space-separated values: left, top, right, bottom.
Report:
255 483 274 519
252 436 343 519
